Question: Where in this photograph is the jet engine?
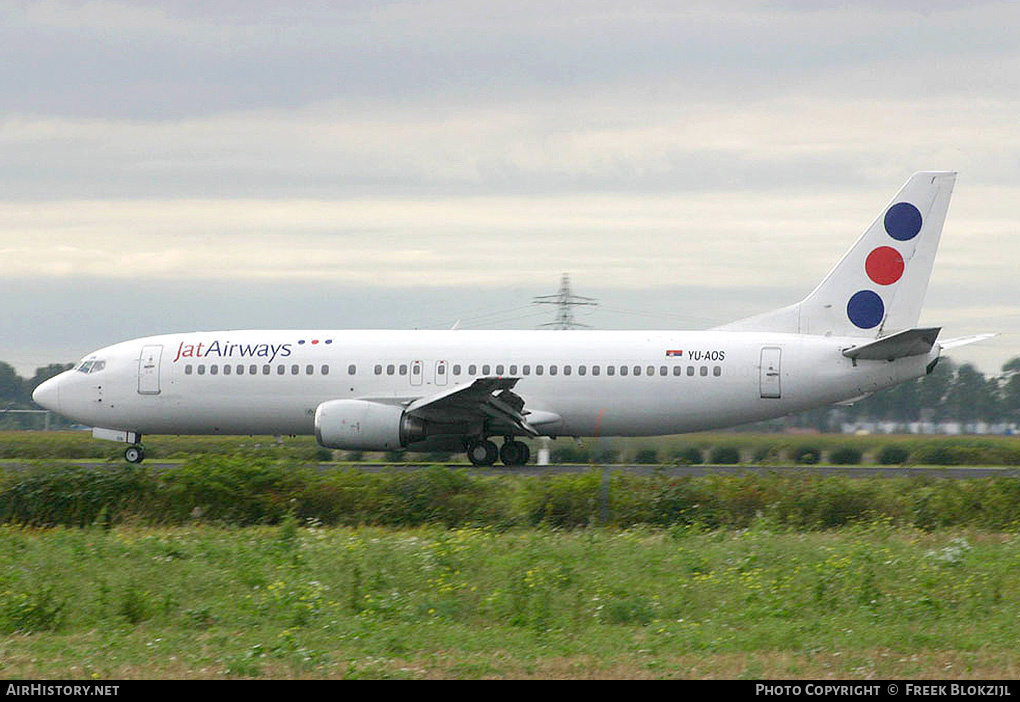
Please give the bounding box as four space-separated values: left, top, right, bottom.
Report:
314 399 427 450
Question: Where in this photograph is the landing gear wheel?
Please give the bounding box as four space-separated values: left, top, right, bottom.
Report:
124 445 145 464
467 439 498 467
499 440 530 467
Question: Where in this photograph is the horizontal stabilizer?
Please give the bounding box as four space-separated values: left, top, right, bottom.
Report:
842 327 940 361
940 333 997 350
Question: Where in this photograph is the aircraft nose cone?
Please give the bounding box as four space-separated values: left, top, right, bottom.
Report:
32 376 61 413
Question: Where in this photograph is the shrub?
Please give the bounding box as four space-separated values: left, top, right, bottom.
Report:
550 445 590 464
709 446 741 465
829 445 863 465
0 463 155 527
672 446 703 465
794 446 822 465
633 448 659 464
878 444 911 465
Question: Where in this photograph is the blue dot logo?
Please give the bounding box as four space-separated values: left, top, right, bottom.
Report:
884 202 922 241
847 290 885 329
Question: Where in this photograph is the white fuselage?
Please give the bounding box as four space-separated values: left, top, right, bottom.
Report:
35 328 934 440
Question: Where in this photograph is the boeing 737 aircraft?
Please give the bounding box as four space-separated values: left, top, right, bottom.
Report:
33 172 991 466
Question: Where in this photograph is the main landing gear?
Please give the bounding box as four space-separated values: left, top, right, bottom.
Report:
466 437 530 467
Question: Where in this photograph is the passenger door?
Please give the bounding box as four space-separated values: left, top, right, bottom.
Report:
138 345 163 395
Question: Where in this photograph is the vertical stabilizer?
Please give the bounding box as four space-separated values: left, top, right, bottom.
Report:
719 171 956 338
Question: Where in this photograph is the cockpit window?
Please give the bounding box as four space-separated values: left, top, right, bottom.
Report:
76 358 105 374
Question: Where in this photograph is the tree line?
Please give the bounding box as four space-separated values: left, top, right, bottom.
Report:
0 362 74 429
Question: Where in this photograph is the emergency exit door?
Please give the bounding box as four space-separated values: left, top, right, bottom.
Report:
760 347 782 399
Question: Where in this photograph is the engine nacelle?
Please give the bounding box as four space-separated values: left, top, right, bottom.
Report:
314 399 427 450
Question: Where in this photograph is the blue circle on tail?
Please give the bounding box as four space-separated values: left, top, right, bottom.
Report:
884 202 922 241
847 290 885 329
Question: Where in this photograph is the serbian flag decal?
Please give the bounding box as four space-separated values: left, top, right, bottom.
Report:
666 350 683 357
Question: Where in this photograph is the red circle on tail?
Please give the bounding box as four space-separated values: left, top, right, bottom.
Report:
865 246 904 285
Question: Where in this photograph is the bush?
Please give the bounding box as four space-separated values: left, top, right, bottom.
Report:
672 446 703 465
709 446 741 465
794 446 822 465
633 448 659 464
829 445 863 465
878 444 911 465
0 463 155 527
550 445 590 464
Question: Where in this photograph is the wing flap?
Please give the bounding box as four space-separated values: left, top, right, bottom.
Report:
404 377 559 437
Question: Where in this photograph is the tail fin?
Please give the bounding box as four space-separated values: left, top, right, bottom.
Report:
719 171 956 338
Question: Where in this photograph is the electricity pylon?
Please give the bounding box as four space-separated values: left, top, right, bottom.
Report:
533 273 598 329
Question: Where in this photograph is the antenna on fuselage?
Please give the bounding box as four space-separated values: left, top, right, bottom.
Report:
533 273 598 330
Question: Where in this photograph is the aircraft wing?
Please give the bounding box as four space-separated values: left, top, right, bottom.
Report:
403 377 557 437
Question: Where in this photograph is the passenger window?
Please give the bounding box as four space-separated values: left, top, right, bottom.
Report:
536 365 544 375
648 365 655 376
713 366 722 377
700 366 708 376
687 366 695 377
223 365 231 375
277 365 286 375
438 364 446 375
453 364 461 375
469 364 477 375
578 365 586 376
292 365 300 375
549 365 557 376
400 364 408 375
620 366 628 376
495 364 504 375
210 365 218 376
321 365 330 375
593 365 600 376
185 365 193 375
523 365 531 375
509 365 518 375
564 365 571 376
263 365 271 375
374 364 382 375
387 364 395 375
482 364 491 374
306 365 314 375
673 366 682 376
607 366 615 376
348 364 357 375
249 365 257 375
237 365 244 375
198 365 206 375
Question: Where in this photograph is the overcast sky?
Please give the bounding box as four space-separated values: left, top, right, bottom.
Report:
2 0 1018 377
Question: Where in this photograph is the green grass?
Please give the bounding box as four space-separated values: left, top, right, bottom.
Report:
3 431 1020 466
2 523 1020 678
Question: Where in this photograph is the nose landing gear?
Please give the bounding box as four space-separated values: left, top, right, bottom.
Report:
124 444 146 464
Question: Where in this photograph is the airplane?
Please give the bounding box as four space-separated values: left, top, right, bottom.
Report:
33 171 993 466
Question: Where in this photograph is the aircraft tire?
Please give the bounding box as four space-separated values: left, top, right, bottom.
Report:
467 439 498 467
124 445 145 464
500 440 530 467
